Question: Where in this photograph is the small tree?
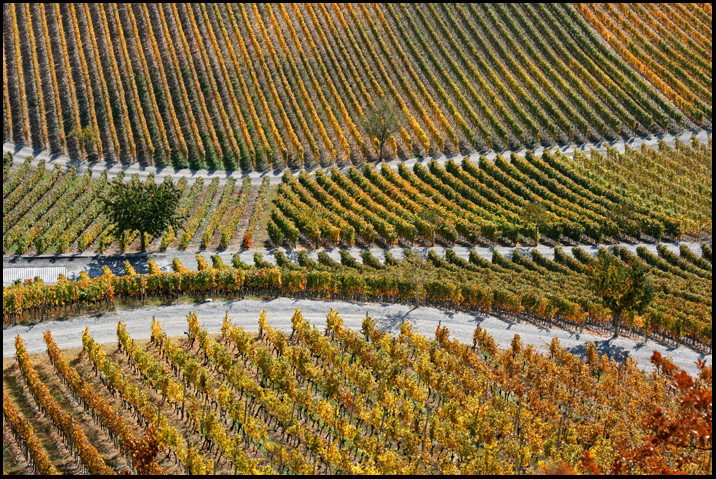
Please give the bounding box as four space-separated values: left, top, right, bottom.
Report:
69 126 100 156
360 97 403 162
394 250 433 307
589 253 654 338
417 207 444 245
103 177 185 252
521 200 549 243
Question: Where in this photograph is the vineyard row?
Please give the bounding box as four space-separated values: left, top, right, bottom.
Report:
269 139 711 248
4 240 711 348
3 138 710 255
4 308 711 474
3 155 272 255
2 4 698 171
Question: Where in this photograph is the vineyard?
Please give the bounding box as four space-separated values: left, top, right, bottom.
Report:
3 137 711 254
2 154 271 254
4 241 711 348
577 3 712 124
3 4 707 171
270 138 711 248
3 2 713 475
3 309 712 474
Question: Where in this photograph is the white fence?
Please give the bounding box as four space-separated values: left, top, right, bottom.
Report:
3 267 67 286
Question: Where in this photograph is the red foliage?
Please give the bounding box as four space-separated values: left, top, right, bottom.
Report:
579 450 601 475
608 352 712 474
121 425 166 475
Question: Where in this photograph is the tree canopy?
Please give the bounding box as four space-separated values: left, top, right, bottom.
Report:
589 252 654 337
102 177 185 252
360 97 403 162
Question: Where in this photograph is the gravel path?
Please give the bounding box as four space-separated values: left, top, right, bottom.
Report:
3 130 710 186
4 132 711 375
3 298 710 376
3 241 709 283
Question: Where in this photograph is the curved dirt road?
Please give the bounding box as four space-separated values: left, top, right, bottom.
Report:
3 241 709 283
3 130 710 186
3 297 710 376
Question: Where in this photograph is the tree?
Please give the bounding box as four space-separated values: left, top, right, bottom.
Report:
394 249 433 307
69 126 100 157
416 207 443 245
103 177 185 252
520 201 549 243
588 253 654 337
360 97 403 162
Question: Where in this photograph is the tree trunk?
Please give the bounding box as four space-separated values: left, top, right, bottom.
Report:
140 230 146 252
613 310 622 338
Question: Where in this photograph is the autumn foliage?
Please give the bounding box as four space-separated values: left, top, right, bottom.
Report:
6 310 712 474
609 352 712 475
122 426 166 475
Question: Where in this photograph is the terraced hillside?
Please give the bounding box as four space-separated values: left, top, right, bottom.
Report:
3 3 712 475
3 310 711 474
3 138 711 254
2 155 271 254
271 139 711 248
5 241 711 346
3 4 704 170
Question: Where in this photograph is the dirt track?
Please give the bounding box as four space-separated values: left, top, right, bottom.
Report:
3 130 710 186
3 241 709 283
3 297 710 376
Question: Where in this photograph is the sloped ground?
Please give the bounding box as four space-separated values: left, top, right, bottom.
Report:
4 297 710 376
3 241 708 282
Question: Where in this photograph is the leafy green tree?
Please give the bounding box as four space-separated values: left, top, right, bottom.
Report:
521 200 549 243
589 253 654 338
394 249 433 307
102 177 186 252
416 207 446 245
69 127 100 160
360 97 403 162
69 126 99 149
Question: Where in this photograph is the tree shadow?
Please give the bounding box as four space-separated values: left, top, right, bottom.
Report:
375 307 418 334
566 338 632 365
84 253 150 277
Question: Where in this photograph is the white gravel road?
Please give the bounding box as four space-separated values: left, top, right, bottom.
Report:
3 131 711 375
3 130 710 186
3 297 710 377
3 241 709 283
